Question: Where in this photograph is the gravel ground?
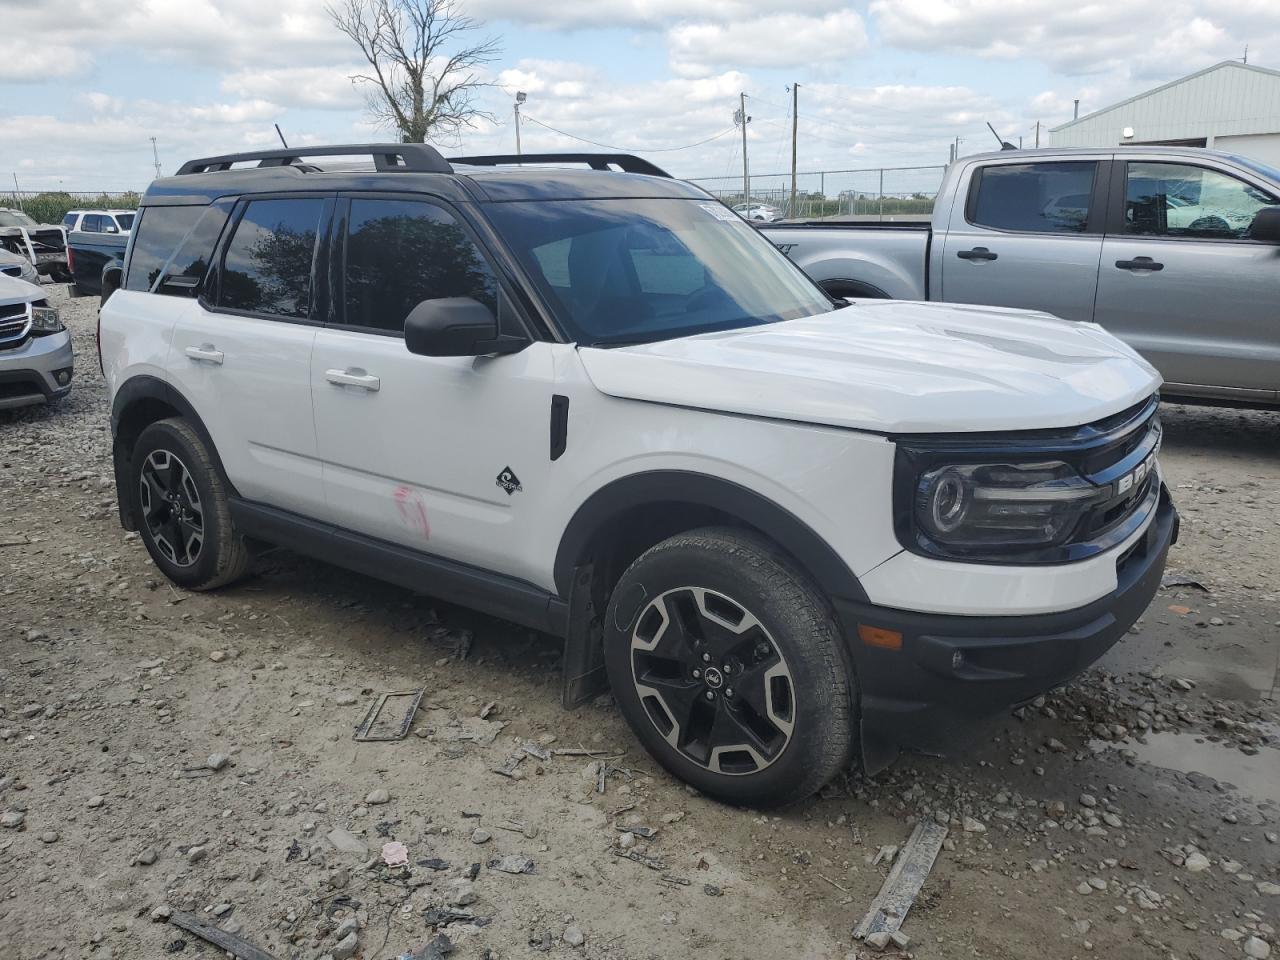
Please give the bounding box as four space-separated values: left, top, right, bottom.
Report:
1 286 1277 960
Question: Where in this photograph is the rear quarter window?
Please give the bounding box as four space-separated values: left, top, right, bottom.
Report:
125 205 206 292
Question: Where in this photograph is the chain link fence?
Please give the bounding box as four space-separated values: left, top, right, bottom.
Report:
688 165 946 222
2 190 142 226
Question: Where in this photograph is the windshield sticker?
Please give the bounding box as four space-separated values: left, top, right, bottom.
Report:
699 203 739 222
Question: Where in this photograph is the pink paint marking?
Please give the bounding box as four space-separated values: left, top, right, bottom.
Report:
393 485 431 540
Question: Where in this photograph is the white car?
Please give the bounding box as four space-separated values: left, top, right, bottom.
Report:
63 209 136 236
100 144 1177 806
733 201 782 222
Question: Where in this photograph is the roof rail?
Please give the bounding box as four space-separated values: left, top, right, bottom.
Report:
175 143 453 176
449 153 671 178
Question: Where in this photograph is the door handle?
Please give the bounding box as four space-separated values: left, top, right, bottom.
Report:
1115 257 1164 271
325 368 381 392
184 344 224 365
956 247 998 261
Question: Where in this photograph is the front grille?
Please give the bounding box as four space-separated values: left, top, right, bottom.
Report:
0 302 26 319
0 308 32 350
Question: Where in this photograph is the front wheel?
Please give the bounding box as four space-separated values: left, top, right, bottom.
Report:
603 527 855 807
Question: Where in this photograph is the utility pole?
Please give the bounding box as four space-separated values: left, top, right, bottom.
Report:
1035 121 1040 148
736 92 751 207
514 92 527 155
150 137 162 178
12 173 23 212
789 84 799 219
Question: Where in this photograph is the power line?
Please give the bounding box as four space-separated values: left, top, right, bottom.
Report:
521 115 736 153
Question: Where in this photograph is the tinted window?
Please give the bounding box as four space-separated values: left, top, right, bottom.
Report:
125 205 205 292
485 198 831 346
1124 162 1280 239
62 214 77 229
970 161 1097 233
343 199 497 333
83 215 103 233
154 204 231 298
219 198 323 319
116 213 135 231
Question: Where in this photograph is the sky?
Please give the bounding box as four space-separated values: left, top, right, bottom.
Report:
2 0 1278 200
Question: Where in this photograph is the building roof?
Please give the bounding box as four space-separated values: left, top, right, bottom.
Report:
1050 60 1280 133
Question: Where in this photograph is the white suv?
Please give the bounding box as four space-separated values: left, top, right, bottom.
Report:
100 145 1178 806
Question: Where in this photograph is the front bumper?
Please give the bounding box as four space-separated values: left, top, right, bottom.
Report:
836 485 1178 773
0 330 74 409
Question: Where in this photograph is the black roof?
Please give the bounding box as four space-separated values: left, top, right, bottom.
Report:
144 144 709 207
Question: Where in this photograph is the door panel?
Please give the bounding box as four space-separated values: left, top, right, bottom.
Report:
941 159 1105 323
1094 160 1280 394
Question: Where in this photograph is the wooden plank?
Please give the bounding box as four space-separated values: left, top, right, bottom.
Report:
169 911 278 960
853 821 948 940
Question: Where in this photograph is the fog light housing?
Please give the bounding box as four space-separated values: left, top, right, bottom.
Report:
53 367 72 386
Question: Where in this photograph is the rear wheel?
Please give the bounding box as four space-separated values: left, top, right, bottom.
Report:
130 418 252 590
604 527 855 807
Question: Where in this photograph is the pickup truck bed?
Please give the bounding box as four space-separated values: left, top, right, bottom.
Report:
68 231 128 297
760 222 931 300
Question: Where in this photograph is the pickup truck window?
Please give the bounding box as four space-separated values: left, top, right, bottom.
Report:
486 198 831 346
219 198 324 320
125 205 205 292
1123 162 1280 239
82 215 103 234
116 213 136 231
968 161 1096 234
342 198 498 333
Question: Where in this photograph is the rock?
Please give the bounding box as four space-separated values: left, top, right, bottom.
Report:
1102 813 1122 828
0 811 25 829
335 692 357 706
212 903 232 917
327 828 369 856
187 845 208 863
331 931 359 960
365 788 390 805
1087 877 1107 891
471 828 491 844
327 867 350 889
334 916 360 940
209 650 227 662
1076 882 1093 895
1257 882 1280 896
150 905 172 922
890 931 910 949
618 831 637 850
490 855 535 874
1079 794 1097 808
221 919 243 936
564 925 585 947
19 704 42 719
39 831 58 843
962 816 987 834
206 753 229 771
1185 852 1211 873
1171 677 1195 691
448 880 477 907
87 795 105 808
135 848 158 866
1243 937 1271 960
1046 738 1067 753
865 931 892 950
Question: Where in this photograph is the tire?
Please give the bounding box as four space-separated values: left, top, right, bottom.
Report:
603 527 855 807
129 418 252 590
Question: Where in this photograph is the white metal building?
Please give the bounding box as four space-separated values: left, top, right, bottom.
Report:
1050 61 1280 166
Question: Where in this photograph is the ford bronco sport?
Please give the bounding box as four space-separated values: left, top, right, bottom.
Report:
100 144 1177 806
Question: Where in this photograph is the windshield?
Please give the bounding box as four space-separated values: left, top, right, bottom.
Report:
0 211 39 228
484 198 832 346
116 213 136 230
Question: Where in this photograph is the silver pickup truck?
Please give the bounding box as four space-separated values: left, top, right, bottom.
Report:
763 147 1280 407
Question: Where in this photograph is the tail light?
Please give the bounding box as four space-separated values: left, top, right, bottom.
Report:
66 245 75 275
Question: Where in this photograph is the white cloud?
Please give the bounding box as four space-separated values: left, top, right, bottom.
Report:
0 39 88 82
468 0 847 30
667 11 868 74
221 66 367 111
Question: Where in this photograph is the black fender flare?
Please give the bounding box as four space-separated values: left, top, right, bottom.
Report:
553 470 868 604
111 376 238 527
819 278 891 300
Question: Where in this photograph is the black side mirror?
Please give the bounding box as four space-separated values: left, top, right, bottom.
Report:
1248 207 1280 243
404 297 527 357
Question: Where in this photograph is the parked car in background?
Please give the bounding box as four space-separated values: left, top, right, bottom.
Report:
0 208 70 281
0 248 40 284
733 201 783 222
764 147 1280 407
100 144 1176 806
0 272 73 410
63 209 136 236
68 226 128 301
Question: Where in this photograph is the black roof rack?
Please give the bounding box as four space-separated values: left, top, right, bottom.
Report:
175 143 453 176
449 153 671 178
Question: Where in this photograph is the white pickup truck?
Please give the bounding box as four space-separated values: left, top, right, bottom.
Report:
764 147 1280 408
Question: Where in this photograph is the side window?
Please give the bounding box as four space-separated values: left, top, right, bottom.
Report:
1124 162 1280 239
219 198 324 319
116 213 135 232
343 198 497 333
124 205 206 292
82 214 103 233
154 204 231 298
62 213 77 231
969 161 1097 233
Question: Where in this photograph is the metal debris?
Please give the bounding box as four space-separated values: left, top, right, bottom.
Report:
488 855 535 874
520 742 552 762
854 821 948 942
354 689 425 742
168 911 277 960
612 848 667 871
615 823 657 839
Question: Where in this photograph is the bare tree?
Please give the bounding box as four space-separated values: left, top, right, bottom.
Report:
328 0 499 144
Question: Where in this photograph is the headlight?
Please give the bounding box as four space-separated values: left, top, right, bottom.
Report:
30 305 64 333
912 460 1101 553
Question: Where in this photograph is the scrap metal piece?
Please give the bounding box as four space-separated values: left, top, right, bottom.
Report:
853 821 948 941
168 911 277 960
354 689 425 742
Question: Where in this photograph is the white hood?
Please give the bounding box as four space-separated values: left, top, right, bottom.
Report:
577 300 1162 434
